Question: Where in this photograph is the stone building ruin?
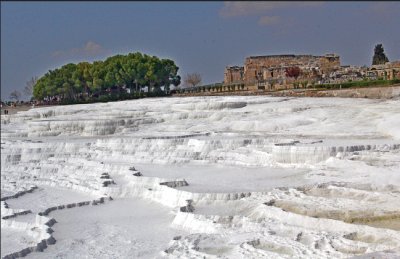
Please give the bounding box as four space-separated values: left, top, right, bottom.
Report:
368 61 400 81
224 53 340 90
224 66 244 84
178 52 399 95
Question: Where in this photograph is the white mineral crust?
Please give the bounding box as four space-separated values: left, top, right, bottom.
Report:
1 96 399 258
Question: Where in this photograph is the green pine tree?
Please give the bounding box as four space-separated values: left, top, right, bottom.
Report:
372 44 389 65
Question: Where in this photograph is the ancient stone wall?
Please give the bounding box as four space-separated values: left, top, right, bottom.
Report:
243 54 340 84
369 61 400 80
224 66 244 84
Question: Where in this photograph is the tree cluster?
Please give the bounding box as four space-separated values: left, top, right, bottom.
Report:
33 52 181 101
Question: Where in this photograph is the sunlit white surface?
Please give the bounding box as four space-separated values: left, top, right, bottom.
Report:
1 96 399 258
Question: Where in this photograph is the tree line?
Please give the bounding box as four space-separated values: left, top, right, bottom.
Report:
32 52 181 101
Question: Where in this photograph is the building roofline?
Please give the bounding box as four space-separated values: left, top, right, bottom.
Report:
246 54 338 59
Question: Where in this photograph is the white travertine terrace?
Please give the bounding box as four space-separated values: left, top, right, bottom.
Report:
1 96 399 258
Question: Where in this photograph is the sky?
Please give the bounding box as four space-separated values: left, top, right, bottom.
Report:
1 1 400 100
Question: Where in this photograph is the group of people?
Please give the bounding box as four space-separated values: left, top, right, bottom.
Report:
1 103 9 114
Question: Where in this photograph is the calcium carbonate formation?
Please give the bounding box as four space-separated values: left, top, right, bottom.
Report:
1 96 400 258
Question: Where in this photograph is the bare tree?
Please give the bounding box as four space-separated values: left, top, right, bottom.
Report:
184 73 202 88
9 90 22 101
24 76 38 98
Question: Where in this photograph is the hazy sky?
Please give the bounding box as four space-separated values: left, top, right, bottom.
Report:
1 1 400 99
